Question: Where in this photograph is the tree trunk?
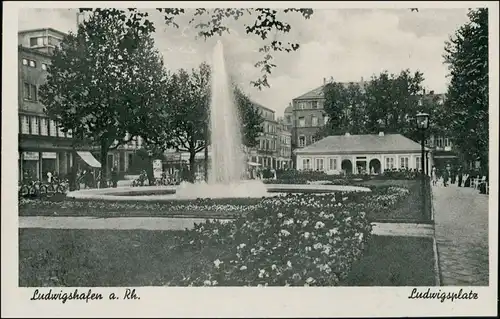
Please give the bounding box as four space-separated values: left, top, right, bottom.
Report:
204 143 209 182
147 154 154 185
189 149 196 183
100 140 109 188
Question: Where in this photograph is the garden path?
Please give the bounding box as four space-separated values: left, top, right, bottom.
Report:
19 216 434 237
432 184 489 286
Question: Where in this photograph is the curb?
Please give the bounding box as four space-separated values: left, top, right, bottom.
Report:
429 185 443 286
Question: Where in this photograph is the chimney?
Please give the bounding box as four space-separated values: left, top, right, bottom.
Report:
361 76 364 83
323 77 326 85
378 132 384 137
345 132 350 136
423 88 426 95
330 76 334 83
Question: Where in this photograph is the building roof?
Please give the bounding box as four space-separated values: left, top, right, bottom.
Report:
292 81 368 101
295 133 430 155
18 45 53 58
284 105 293 114
252 101 275 113
18 28 68 37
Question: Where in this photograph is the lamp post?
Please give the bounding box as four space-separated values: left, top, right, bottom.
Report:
147 148 154 185
416 112 430 219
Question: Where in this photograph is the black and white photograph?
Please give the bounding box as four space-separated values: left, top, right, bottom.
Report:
2 1 498 317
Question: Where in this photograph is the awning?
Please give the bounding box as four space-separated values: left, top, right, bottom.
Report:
77 151 102 168
247 161 261 167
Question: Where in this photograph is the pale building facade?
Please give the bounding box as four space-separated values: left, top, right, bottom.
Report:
295 133 432 175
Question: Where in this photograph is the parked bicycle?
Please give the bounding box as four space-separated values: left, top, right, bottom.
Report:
46 177 70 195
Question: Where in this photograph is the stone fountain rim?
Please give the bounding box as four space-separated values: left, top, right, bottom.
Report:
66 184 371 201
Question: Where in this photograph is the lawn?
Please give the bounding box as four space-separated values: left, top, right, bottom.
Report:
342 235 436 286
359 179 432 223
19 229 436 287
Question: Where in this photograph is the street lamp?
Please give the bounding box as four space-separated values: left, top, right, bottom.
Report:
416 112 430 219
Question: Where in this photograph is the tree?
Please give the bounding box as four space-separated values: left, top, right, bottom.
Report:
40 9 169 187
79 8 314 90
443 8 488 169
318 70 433 142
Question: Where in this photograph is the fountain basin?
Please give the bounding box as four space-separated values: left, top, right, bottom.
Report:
66 183 371 202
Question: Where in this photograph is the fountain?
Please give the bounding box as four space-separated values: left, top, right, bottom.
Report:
173 40 269 199
66 41 372 202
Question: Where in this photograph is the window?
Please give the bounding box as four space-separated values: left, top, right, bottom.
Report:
285 115 291 123
67 129 73 138
49 120 57 137
23 83 31 100
57 122 65 138
444 138 451 147
40 118 49 136
315 158 324 171
298 135 306 147
22 58 28 65
385 157 395 170
329 158 338 171
20 116 30 134
311 136 317 144
436 137 443 148
41 63 48 71
29 60 37 68
311 101 318 109
30 117 39 135
302 158 311 170
299 117 305 127
31 84 37 101
265 140 270 150
400 156 409 169
324 116 329 125
415 157 421 171
30 37 44 47
311 116 318 127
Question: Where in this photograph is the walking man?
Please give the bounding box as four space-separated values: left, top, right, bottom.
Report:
457 166 463 187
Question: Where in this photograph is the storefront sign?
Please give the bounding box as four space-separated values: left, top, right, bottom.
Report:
42 152 57 159
23 152 39 161
153 159 163 178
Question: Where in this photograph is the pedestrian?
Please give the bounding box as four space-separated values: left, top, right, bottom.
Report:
46 171 52 184
457 166 463 187
443 165 450 187
111 167 118 188
431 166 438 186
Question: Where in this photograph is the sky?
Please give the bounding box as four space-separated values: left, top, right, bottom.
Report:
18 7 471 117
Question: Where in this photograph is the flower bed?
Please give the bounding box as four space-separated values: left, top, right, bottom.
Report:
168 194 373 286
164 187 411 286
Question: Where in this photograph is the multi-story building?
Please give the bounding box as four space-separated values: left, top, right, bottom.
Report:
18 28 82 182
18 28 144 181
247 103 282 169
276 118 292 169
288 77 366 167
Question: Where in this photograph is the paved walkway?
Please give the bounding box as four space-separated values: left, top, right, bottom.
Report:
432 184 489 286
19 216 433 237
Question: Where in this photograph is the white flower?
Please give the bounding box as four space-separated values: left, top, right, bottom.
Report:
213 259 223 268
240 265 248 271
271 264 277 270
287 261 292 268
342 197 348 201
212 280 218 285
302 220 309 227
213 229 219 235
280 229 291 237
303 232 310 239
277 213 283 218
203 280 212 286
306 277 315 284
305 246 312 252
238 243 246 250
258 269 266 278
314 221 325 229
313 243 323 250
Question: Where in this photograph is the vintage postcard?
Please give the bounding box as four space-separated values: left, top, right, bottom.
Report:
2 1 498 317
